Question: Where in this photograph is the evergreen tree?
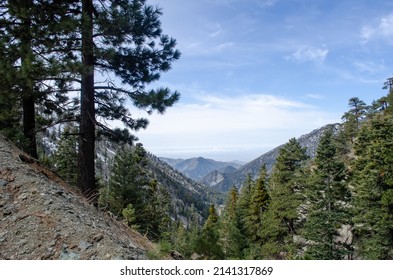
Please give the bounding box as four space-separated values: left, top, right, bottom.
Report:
245 164 270 242
122 203 137 227
352 113 393 259
341 97 368 145
142 178 172 240
77 0 181 197
52 125 78 186
0 0 80 158
237 174 253 232
303 130 352 259
242 165 270 259
260 138 308 259
99 144 149 218
172 224 188 256
200 205 223 259
381 77 393 114
219 187 244 259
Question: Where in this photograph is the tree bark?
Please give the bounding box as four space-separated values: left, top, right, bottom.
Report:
21 1 38 159
22 95 38 159
78 0 96 197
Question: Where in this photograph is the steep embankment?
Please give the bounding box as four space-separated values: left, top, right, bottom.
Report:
0 133 153 260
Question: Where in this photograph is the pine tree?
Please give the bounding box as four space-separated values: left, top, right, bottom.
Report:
352 113 393 259
142 178 172 241
0 0 80 158
171 224 189 257
341 97 368 145
241 165 270 259
122 204 137 227
52 125 78 186
76 0 181 197
99 144 149 218
200 205 223 259
219 187 244 259
260 138 308 259
245 165 270 242
303 130 352 259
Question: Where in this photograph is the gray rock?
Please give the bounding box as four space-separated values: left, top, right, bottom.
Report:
59 250 80 260
3 206 13 216
0 232 7 243
79 241 92 251
92 233 104 243
18 193 28 200
0 179 7 187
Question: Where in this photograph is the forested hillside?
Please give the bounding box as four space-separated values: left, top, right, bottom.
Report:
175 92 393 260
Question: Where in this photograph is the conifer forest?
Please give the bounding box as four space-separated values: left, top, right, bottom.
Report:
1 1 393 260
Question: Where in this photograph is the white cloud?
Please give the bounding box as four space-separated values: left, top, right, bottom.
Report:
361 12 393 44
212 42 235 52
256 0 278 7
135 94 338 161
287 46 329 64
209 23 223 38
306 94 325 100
353 60 386 74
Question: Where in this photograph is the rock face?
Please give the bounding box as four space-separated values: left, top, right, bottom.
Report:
0 134 153 260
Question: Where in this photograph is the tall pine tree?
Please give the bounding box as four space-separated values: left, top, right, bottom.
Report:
352 113 393 259
219 187 244 259
200 205 223 259
260 138 308 259
243 165 270 259
303 130 352 259
76 0 181 196
0 0 79 157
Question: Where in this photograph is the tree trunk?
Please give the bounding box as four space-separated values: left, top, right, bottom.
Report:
78 0 96 198
22 95 38 159
21 1 38 159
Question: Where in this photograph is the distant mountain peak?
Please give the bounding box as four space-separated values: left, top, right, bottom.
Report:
201 123 339 192
160 157 242 181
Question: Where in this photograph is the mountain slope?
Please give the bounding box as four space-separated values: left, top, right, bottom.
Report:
41 131 212 225
0 133 153 260
147 154 213 221
204 124 339 192
160 157 241 181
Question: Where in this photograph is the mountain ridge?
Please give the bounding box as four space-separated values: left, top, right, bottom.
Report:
160 156 242 182
201 123 340 192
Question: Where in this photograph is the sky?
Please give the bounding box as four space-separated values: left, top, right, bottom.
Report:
131 0 393 162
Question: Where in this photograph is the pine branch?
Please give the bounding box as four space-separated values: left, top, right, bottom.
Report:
35 116 79 133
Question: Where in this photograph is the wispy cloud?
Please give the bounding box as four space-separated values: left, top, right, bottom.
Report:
361 12 393 44
286 46 329 64
306 94 325 100
353 60 386 74
213 42 235 52
135 93 338 160
256 0 278 7
209 23 223 38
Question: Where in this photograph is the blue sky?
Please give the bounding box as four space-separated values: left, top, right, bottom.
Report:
133 0 393 161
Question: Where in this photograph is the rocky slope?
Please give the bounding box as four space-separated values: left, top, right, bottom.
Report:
203 124 340 192
40 130 212 226
0 133 154 260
